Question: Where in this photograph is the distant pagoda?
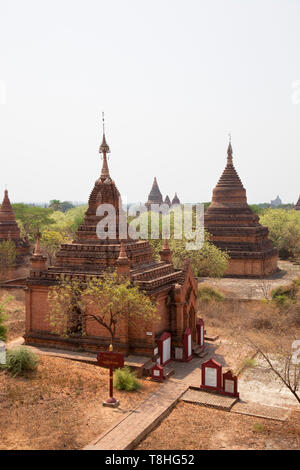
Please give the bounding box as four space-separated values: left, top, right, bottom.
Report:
0 190 31 261
172 193 180 205
205 140 278 277
146 179 181 210
164 195 171 206
295 196 300 211
145 177 163 209
271 195 282 207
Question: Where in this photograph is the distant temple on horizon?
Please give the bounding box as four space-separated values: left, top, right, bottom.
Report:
145 177 181 210
271 195 282 207
205 140 278 277
0 189 31 264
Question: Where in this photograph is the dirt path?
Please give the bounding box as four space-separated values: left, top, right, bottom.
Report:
200 260 300 299
238 355 299 408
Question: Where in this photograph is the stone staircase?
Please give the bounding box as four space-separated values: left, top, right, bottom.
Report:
142 355 175 380
192 343 208 358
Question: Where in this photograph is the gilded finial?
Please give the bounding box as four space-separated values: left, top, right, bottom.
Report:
98 112 111 182
99 111 110 155
227 133 233 165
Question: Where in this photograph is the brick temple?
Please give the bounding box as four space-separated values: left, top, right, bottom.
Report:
146 177 181 209
0 189 31 263
205 141 278 277
23 129 199 361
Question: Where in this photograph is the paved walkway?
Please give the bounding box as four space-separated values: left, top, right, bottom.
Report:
181 388 238 411
84 379 189 450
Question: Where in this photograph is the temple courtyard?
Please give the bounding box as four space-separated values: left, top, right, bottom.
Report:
1 266 299 450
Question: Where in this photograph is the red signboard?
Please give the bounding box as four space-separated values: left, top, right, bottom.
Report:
97 351 124 369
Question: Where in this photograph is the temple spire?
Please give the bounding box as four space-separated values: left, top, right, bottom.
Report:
33 229 42 256
227 134 233 165
0 189 15 222
99 112 111 182
160 238 173 263
116 240 130 275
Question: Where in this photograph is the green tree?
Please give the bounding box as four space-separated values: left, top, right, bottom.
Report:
259 208 300 259
48 205 87 238
169 237 229 277
49 200 62 211
131 208 229 277
61 201 75 213
0 240 17 280
48 272 157 345
148 232 229 278
64 205 87 235
41 229 70 265
12 204 54 240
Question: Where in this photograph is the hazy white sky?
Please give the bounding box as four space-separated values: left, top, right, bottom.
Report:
0 0 300 204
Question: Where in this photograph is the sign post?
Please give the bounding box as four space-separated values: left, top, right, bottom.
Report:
97 345 124 408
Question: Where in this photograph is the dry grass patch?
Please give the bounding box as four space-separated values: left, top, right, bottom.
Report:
0 288 25 341
136 402 300 450
0 355 158 450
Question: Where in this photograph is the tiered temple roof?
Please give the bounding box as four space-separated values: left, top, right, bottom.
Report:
28 130 187 295
295 196 300 210
205 141 278 276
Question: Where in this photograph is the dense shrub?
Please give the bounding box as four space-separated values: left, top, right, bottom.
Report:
271 282 298 307
198 285 224 303
0 296 13 341
5 347 38 376
0 311 7 342
114 366 141 391
259 209 300 259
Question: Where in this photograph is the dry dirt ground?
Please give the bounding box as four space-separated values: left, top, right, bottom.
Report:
200 260 300 299
136 402 300 450
0 355 159 450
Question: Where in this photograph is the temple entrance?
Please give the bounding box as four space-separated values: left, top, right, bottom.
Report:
157 332 172 365
188 306 196 341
